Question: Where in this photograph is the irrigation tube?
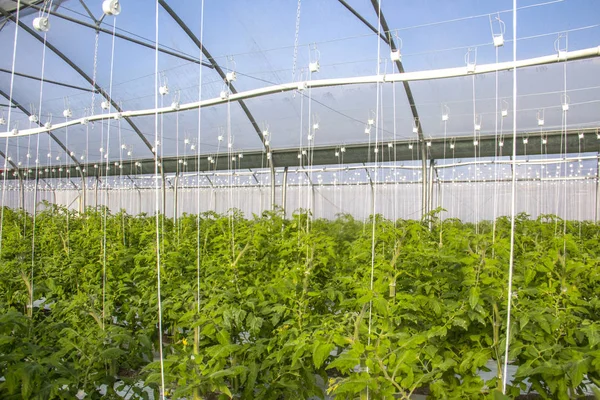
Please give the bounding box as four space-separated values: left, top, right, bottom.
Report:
4 46 600 139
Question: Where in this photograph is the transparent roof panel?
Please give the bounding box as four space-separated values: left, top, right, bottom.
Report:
0 0 598 171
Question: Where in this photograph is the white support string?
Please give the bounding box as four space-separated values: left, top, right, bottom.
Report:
502 0 518 393
154 0 166 396
29 0 53 320
196 0 205 315
366 1 382 398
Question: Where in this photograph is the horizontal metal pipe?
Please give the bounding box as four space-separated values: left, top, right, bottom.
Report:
5 45 599 138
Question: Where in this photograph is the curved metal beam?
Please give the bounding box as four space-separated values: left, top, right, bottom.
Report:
0 87 82 170
336 0 389 44
0 9 155 153
158 0 267 150
21 2 214 68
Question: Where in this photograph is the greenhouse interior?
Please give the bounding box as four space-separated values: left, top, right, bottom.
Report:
0 0 599 399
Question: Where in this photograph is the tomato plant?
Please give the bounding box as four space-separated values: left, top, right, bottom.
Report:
0 205 598 399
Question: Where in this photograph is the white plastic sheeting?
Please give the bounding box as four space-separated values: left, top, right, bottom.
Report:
1 178 597 222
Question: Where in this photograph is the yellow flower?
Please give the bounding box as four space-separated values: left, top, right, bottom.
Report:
182 338 188 347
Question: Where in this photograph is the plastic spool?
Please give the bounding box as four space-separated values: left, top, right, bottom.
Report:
63 109 72 118
390 49 401 62
340 146 346 153
33 16 50 32
225 71 236 83
159 85 169 96
101 101 110 110
297 82 307 91
102 0 121 16
523 138 528 144
313 122 319 130
364 126 371 135
28 114 38 123
408 143 413 150
0 117 5 125
220 90 229 100
171 101 180 110
309 61 320 73
537 110 544 126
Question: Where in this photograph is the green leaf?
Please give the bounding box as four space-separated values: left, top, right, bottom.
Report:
313 342 335 369
100 347 125 360
493 390 512 400
469 287 480 309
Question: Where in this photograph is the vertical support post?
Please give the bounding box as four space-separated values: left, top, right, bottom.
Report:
282 166 288 217
80 171 86 213
421 142 428 219
428 159 435 214
161 170 166 217
596 156 600 223
174 167 179 224
19 175 25 210
95 174 99 210
270 164 276 211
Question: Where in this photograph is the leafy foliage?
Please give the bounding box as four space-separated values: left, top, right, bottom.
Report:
0 205 598 399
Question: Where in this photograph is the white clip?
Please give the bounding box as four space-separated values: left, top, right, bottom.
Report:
33 16 50 32
297 82 307 91
465 47 477 74
28 114 38 123
537 110 544 126
220 90 229 100
309 60 320 73
101 100 110 110
0 117 5 125
102 0 121 16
